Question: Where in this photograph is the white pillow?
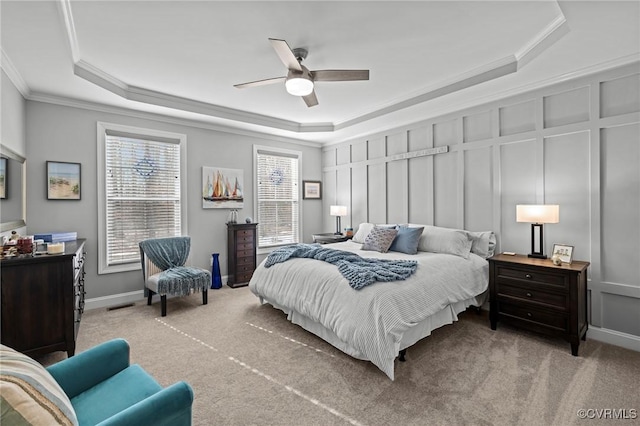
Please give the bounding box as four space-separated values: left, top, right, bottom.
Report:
410 224 496 259
468 231 496 258
417 225 473 258
352 223 375 243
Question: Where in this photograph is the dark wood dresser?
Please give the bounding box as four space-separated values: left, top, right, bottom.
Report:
1 239 86 357
227 223 257 288
489 253 589 356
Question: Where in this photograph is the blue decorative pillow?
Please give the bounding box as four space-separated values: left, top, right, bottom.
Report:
362 226 398 253
389 226 424 255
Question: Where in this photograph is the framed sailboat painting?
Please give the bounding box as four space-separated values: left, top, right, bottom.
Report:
202 166 244 209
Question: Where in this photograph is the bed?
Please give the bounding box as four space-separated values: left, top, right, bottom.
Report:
249 224 494 380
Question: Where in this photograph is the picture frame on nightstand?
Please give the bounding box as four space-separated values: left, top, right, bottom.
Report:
552 243 574 264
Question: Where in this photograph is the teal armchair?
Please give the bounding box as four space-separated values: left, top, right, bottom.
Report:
46 339 193 426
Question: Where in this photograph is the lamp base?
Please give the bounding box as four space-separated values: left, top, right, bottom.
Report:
528 253 547 259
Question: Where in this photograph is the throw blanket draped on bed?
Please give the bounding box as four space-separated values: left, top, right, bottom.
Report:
139 237 209 296
265 243 418 289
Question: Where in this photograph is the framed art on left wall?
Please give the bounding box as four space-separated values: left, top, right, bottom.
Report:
47 161 81 200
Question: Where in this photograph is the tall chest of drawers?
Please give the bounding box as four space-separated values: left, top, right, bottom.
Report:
1 239 86 357
227 223 258 288
488 253 589 356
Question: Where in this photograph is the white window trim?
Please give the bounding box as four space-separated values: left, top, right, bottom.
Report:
253 144 303 255
97 122 188 274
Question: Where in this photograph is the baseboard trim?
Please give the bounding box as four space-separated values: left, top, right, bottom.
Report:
587 326 640 352
85 291 145 311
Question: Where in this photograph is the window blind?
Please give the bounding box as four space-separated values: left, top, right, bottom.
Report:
105 135 181 266
256 150 299 248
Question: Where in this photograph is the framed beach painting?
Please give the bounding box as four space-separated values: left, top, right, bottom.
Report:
47 161 81 200
302 180 322 199
202 166 244 209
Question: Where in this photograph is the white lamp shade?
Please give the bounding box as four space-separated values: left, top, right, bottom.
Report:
330 205 347 216
516 204 559 224
285 77 314 96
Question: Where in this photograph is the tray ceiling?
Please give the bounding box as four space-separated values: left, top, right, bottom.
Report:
1 1 639 144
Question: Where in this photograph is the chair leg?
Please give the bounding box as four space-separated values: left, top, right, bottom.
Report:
203 288 208 305
161 295 167 317
147 290 153 306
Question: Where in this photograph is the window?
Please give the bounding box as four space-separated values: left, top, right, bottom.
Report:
97 122 187 274
254 146 301 251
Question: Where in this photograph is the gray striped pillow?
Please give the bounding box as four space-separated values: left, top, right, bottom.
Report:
0 345 78 426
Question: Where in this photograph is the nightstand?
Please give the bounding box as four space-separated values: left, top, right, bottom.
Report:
488 253 590 356
311 233 351 244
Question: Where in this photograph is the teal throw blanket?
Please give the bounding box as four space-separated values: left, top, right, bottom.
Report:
139 236 210 296
265 244 418 290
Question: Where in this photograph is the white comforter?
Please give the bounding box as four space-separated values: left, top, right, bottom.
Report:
249 241 489 379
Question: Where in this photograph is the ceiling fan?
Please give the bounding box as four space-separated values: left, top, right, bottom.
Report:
234 38 369 107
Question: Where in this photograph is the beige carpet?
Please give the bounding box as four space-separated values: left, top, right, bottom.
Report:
39 286 640 426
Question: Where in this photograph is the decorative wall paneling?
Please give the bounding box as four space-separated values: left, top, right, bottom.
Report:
321 62 640 347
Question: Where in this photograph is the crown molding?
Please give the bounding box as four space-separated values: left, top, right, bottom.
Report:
1 49 30 97
57 0 80 62
26 91 323 148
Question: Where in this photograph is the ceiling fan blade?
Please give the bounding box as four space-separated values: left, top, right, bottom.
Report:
269 38 303 71
312 69 369 82
234 76 286 89
303 90 318 107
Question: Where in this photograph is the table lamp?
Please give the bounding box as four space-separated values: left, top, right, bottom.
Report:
516 204 559 259
330 205 347 235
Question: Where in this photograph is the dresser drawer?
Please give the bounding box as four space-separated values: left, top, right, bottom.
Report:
237 234 254 244
496 266 567 289
236 263 255 274
499 301 567 331
496 283 567 310
237 229 253 238
236 256 255 267
236 242 254 251
235 271 254 283
236 249 254 257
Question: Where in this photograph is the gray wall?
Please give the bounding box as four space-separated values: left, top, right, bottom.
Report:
322 62 640 344
0 70 27 238
1 70 26 156
25 101 323 305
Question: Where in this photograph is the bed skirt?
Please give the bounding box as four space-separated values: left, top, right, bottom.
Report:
258 290 487 376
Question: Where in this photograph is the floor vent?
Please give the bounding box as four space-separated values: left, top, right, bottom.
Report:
107 303 135 311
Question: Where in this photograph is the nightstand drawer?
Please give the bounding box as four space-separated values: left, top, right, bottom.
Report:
497 283 567 309
237 229 253 238
236 272 254 283
496 266 567 289
499 301 567 331
236 249 254 257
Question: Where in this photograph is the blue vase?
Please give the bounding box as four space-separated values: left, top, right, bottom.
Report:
211 253 222 289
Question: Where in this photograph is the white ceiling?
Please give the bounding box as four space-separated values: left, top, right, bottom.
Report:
2 1 639 144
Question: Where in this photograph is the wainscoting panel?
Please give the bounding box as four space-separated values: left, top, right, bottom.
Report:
543 86 590 128
321 61 640 347
351 165 368 231
543 131 591 261
434 151 458 229
600 73 640 118
464 146 493 232
463 110 493 143
499 139 538 253
600 123 640 286
368 163 387 224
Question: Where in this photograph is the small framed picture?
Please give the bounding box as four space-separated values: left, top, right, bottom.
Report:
552 243 574 264
47 161 81 200
302 180 322 200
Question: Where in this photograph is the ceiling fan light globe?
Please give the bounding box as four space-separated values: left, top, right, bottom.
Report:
285 77 314 96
